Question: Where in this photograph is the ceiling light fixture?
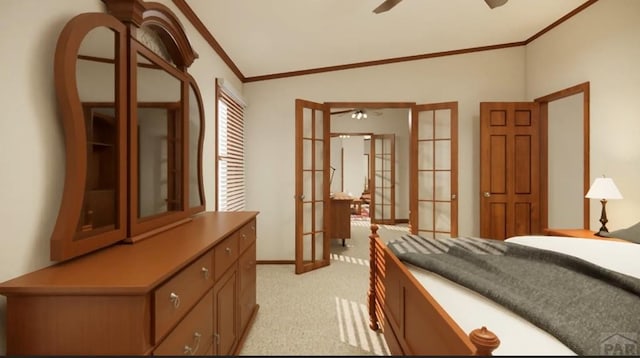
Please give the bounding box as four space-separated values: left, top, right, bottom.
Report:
484 0 508 9
351 109 367 120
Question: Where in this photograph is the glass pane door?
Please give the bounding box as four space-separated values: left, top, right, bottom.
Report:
371 134 395 225
411 103 458 238
295 99 330 274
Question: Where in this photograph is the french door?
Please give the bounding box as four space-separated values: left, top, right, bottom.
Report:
294 99 330 274
370 134 396 225
410 102 458 238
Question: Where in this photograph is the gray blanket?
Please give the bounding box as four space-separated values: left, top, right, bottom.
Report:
388 235 640 355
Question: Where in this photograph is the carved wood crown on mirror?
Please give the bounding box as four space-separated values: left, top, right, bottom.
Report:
51 0 206 261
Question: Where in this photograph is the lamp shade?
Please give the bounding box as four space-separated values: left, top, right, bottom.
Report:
585 177 623 200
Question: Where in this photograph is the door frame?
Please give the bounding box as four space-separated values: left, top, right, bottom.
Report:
535 82 590 229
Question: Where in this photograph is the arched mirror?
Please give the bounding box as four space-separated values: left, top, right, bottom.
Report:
51 1 205 261
51 13 128 261
135 51 183 220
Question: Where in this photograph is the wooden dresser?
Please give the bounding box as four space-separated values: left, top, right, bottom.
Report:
329 197 353 246
0 211 258 355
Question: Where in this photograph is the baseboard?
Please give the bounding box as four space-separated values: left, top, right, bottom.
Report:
257 260 295 265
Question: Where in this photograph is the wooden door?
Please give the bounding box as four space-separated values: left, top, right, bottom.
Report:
410 102 458 238
480 102 541 240
370 134 395 225
295 99 330 274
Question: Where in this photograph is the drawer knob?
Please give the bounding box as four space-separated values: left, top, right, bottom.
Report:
183 332 202 355
225 247 231 254
241 233 247 240
169 292 181 308
201 267 209 279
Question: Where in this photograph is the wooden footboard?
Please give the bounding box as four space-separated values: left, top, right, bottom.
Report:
367 225 500 356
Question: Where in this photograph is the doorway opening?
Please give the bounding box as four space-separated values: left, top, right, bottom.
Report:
330 107 411 227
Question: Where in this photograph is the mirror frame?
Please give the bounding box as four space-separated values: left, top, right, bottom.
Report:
51 0 205 261
51 13 128 261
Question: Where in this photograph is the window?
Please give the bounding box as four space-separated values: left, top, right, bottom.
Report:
216 79 246 211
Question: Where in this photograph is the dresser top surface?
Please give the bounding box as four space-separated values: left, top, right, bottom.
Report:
0 211 258 295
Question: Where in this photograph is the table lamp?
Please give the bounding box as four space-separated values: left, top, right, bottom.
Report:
585 175 623 236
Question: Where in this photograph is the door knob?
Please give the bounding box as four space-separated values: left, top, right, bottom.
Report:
483 192 491 198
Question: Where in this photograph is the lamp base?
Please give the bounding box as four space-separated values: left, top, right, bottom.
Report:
595 199 610 237
594 229 609 237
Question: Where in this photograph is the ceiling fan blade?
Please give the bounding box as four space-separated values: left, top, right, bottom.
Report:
330 109 355 115
373 0 403 14
485 0 508 9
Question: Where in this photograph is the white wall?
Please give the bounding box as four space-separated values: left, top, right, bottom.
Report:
525 0 640 231
341 136 365 197
0 1 104 354
548 94 584 228
244 48 527 260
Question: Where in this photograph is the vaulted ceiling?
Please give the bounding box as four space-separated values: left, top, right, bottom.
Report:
180 0 595 82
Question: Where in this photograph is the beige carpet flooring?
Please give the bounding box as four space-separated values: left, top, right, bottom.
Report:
238 219 409 356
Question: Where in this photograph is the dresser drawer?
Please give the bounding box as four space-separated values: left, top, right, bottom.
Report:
154 250 214 341
154 289 213 356
238 219 257 253
214 233 239 281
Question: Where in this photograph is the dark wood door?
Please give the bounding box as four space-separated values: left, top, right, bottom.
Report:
294 99 330 274
480 102 541 240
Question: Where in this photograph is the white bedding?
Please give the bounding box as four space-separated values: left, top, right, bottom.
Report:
405 235 640 356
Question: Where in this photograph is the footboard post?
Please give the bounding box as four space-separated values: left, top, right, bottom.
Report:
469 326 500 356
368 224 380 331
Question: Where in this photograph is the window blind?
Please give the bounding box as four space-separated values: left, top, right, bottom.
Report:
216 80 245 211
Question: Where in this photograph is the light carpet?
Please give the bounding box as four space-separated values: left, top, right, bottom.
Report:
239 220 409 356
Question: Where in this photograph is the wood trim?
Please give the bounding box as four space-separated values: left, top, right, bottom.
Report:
256 260 295 265
538 101 549 232
524 0 599 44
104 0 198 67
173 1 596 83
171 0 245 80
244 43 526 82
330 132 374 137
187 75 207 214
326 101 415 109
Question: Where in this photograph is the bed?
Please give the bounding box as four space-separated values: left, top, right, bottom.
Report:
366 225 640 356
